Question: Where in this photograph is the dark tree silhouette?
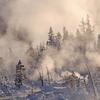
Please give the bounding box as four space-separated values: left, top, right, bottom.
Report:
15 60 25 88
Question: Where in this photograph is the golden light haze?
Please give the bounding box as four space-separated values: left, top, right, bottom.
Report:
7 0 100 45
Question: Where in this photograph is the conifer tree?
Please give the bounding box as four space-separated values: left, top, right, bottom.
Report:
47 27 55 46
77 16 95 53
63 27 68 41
55 32 62 49
15 60 25 88
97 34 100 51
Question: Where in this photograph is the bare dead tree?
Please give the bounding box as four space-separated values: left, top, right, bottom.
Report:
46 66 50 84
84 57 98 100
38 68 44 87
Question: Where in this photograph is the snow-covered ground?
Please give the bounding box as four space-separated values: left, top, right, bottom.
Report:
26 81 97 100
0 71 100 100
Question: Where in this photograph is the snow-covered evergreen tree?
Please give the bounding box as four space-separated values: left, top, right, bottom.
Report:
15 60 25 88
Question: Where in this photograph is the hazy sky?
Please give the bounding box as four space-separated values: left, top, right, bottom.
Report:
0 0 100 44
